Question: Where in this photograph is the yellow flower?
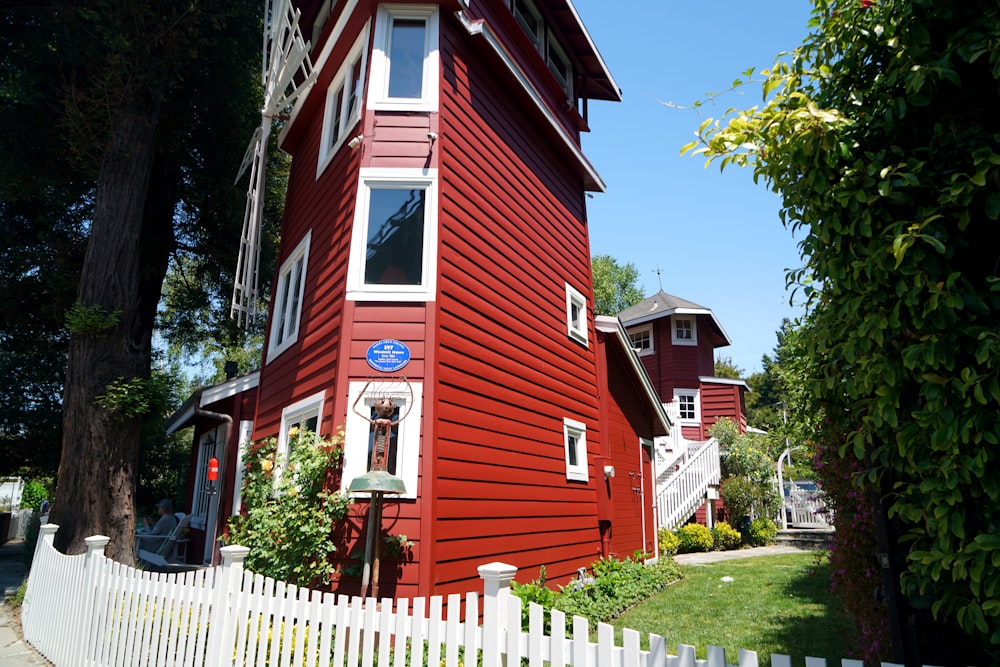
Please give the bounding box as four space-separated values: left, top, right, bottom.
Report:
261 459 274 472
288 426 300 439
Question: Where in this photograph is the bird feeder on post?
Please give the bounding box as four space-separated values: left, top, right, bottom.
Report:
348 378 412 599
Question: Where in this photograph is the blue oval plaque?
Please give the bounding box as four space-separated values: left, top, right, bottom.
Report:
366 339 411 373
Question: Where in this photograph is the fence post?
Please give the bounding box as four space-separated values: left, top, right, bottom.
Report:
478 561 517 667
206 544 251 667
72 535 110 667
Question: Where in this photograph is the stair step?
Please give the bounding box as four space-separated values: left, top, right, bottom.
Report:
776 528 834 549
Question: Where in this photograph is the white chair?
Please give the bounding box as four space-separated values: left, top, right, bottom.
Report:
136 512 192 567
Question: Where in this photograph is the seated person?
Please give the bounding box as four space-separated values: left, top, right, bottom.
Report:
140 499 179 553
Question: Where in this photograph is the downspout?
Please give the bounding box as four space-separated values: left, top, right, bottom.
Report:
196 407 232 565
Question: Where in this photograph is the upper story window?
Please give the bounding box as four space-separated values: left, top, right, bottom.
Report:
628 323 654 356
545 31 573 98
347 168 438 301
368 4 439 111
673 316 697 346
267 232 311 361
343 380 422 500
566 283 588 347
318 27 369 175
513 0 543 49
563 418 588 482
508 0 573 99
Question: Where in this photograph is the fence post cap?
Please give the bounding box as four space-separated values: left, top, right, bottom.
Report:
477 562 517 581
84 535 110 551
220 545 251 563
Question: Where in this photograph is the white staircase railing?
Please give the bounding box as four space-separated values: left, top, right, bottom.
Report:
655 438 720 532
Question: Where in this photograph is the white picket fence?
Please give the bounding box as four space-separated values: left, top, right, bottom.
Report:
23 523 923 667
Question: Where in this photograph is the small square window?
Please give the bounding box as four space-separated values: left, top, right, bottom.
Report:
673 316 697 346
267 232 311 361
566 283 588 346
368 5 439 111
628 324 654 356
675 389 699 423
563 418 588 482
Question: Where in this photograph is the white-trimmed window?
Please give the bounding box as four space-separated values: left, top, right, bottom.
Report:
346 168 438 301
563 418 588 482
276 392 324 488
267 232 311 361
546 30 573 98
318 26 369 175
675 389 700 424
673 316 697 346
512 0 543 50
368 4 439 111
343 380 422 500
566 283 588 346
628 323 654 356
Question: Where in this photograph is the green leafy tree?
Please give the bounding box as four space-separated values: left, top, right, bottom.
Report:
591 254 645 315
687 0 1000 659
2 0 265 563
713 355 744 379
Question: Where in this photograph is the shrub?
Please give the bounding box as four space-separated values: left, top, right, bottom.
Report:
719 476 756 524
20 479 48 511
747 517 777 547
675 523 713 553
712 522 742 551
510 554 683 629
658 528 680 556
225 428 351 587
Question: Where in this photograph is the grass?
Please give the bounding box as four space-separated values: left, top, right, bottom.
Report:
609 552 858 666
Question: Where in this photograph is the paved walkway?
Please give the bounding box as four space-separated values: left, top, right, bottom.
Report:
0 540 51 666
672 543 819 566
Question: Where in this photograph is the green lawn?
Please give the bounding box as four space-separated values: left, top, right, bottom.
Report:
608 552 859 666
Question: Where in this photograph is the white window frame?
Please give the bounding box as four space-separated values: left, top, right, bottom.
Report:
563 418 588 482
275 392 325 490
672 315 697 346
318 26 370 176
545 29 573 98
675 389 700 424
342 380 422 500
346 168 438 302
230 420 254 517
367 4 439 112
512 0 543 51
565 283 588 347
266 232 311 362
628 323 654 357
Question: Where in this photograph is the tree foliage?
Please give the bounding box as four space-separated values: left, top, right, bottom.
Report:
687 0 1000 657
2 0 266 561
591 254 645 315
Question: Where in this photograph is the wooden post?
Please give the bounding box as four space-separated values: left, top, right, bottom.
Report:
206 544 250 667
478 561 517 667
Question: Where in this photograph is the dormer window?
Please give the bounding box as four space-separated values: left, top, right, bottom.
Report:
673 316 697 346
628 323 653 356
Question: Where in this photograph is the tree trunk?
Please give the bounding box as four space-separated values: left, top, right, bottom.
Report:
52 94 161 563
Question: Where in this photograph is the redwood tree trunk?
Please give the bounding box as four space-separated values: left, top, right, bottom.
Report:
52 94 161 563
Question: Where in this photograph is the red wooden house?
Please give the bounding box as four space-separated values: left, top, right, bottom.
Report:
168 0 675 598
618 291 750 528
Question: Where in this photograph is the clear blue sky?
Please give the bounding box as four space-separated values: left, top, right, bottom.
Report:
573 0 816 376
